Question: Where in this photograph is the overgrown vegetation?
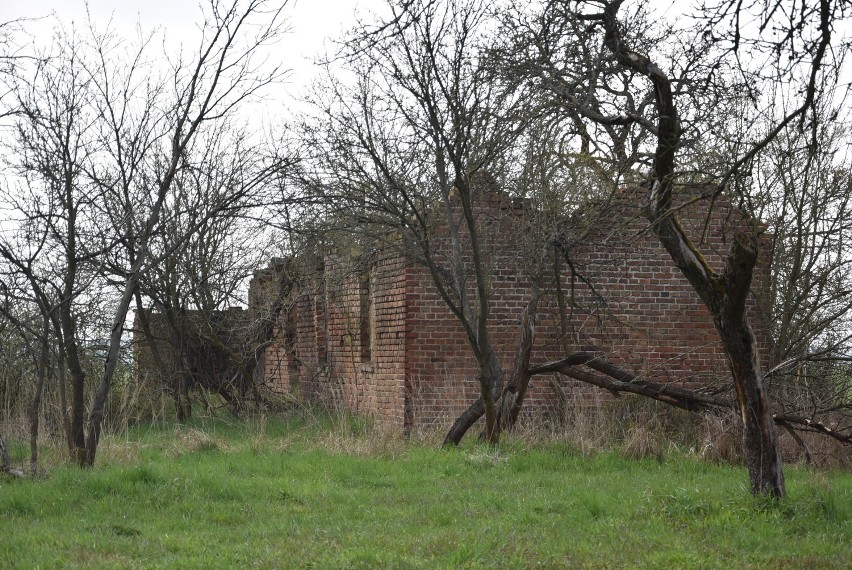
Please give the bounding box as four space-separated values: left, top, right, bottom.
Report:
296 0 852 497
1 414 849 569
0 0 850 511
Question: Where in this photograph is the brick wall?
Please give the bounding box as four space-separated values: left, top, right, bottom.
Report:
403 186 544 427
133 308 253 395
258 249 410 430
324 250 408 429
254 184 771 432
401 184 770 428
549 187 764 389
133 310 178 389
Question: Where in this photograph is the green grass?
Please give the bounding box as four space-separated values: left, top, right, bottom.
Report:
1 416 850 569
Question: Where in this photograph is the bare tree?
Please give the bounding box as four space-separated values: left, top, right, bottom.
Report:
492 0 850 496
601 0 786 497
748 109 852 445
0 26 101 466
755 117 852 370
133 122 291 419
0 17 31 120
0 282 55 474
80 0 290 466
302 0 534 443
0 0 292 467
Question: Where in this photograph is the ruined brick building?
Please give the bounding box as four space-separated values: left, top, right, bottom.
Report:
133 305 264 418
244 184 770 432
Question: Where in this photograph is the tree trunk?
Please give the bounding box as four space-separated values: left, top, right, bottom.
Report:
63 332 87 466
60 291 87 465
443 397 485 446
478 348 503 444
498 293 540 431
28 327 49 475
731 355 785 498
0 431 10 474
598 0 785 496
84 272 141 467
173 380 186 422
445 293 543 445
719 309 785 496
180 372 192 420
57 349 73 455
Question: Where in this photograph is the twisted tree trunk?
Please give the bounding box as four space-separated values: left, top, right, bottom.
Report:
598 0 784 496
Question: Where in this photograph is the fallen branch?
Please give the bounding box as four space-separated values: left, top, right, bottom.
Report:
531 351 731 410
772 413 852 445
531 352 852 447
444 350 852 448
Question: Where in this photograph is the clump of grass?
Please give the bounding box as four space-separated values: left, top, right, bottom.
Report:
623 422 665 461
310 413 411 459
698 413 741 464
166 425 225 457
465 446 509 467
93 436 144 466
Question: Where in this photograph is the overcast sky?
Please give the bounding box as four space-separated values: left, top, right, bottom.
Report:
0 0 388 64
1 0 687 128
1 0 390 121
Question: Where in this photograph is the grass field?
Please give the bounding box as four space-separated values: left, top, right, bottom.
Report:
1 415 850 569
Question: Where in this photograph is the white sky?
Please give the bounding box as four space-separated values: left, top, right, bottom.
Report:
0 0 391 123
2 1 686 123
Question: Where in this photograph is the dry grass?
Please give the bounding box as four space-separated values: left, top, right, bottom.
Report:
3 385 849 476
501 395 852 470
165 425 227 457
698 412 743 464
311 415 411 458
776 422 852 470
623 423 665 461
93 434 146 465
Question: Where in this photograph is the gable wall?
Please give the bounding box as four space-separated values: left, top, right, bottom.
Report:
550 188 755 389
548 253 727 384
402 186 771 429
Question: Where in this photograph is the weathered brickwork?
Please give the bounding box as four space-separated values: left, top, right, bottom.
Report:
133 311 179 389
403 188 546 427
250 185 771 431
322 250 409 428
551 187 770 390
253 250 410 429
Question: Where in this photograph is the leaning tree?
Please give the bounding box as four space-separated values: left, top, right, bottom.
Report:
494 0 850 496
